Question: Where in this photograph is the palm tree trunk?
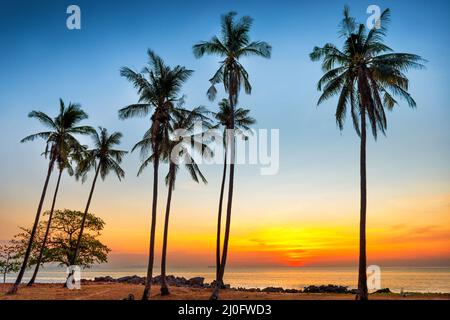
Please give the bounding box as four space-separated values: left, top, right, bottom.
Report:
356 107 368 300
64 164 100 287
215 148 228 283
142 149 159 300
28 168 63 286
211 91 236 300
8 158 55 294
160 162 175 295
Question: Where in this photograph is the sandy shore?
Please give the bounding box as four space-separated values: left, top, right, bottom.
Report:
1 283 449 300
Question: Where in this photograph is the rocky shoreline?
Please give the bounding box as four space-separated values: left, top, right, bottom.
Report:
84 275 392 294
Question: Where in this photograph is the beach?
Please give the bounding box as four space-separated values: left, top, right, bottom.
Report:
5 266 450 294
1 283 449 300
1 0 449 308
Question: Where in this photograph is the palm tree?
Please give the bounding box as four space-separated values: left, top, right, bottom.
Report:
66 127 126 284
28 132 84 286
119 49 193 300
310 7 425 300
193 11 271 299
8 99 92 294
135 107 210 295
212 99 255 283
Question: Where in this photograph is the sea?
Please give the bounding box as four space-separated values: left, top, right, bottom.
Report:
4 266 450 293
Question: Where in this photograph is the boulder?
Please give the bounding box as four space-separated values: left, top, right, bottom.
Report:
173 276 189 286
117 275 145 284
93 276 115 282
151 275 162 284
284 288 300 293
262 287 284 293
303 284 350 293
151 275 190 286
209 280 230 289
129 276 145 284
188 277 205 287
117 276 132 282
374 288 391 294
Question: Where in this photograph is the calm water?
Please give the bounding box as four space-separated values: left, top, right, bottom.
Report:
5 266 450 293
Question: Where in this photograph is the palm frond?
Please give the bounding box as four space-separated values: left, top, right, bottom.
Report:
118 103 153 119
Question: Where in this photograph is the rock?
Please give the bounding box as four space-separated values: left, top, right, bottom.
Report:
209 280 230 289
374 288 391 294
122 294 135 300
93 276 115 282
117 276 132 282
152 275 190 286
262 287 284 293
165 275 177 285
173 276 189 286
284 288 300 293
188 277 205 287
117 275 145 284
303 284 350 294
129 276 145 284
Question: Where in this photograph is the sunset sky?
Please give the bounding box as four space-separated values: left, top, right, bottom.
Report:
0 0 449 268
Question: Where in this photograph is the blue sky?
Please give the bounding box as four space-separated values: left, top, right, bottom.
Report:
0 0 449 265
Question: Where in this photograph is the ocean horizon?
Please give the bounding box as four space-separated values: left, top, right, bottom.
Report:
5 266 450 294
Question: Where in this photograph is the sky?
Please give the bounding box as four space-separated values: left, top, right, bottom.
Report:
0 0 449 268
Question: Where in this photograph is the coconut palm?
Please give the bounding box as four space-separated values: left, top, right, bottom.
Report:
66 127 126 283
212 99 255 283
310 7 425 300
135 107 211 295
193 11 271 299
28 138 83 286
8 99 92 294
119 49 193 300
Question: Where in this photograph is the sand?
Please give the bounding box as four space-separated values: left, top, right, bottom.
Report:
1 283 449 300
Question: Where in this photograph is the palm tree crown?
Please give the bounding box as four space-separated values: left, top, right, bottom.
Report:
310 7 426 138
77 127 127 181
133 106 211 182
165 107 211 186
119 49 194 152
21 98 93 168
193 11 272 103
214 98 256 131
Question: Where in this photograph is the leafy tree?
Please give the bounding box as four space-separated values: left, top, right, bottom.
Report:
193 11 271 299
310 7 425 299
0 242 21 283
13 209 110 269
